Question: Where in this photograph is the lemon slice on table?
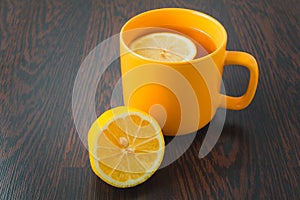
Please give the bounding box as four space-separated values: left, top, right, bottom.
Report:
88 106 165 188
129 32 197 62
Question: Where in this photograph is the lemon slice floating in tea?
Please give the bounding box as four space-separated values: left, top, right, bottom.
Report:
129 32 197 62
88 106 165 188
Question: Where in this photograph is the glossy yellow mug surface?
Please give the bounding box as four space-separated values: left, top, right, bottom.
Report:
120 8 258 136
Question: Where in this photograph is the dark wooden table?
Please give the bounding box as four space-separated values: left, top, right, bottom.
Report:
1 0 299 199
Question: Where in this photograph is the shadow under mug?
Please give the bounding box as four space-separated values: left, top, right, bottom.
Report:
120 8 259 136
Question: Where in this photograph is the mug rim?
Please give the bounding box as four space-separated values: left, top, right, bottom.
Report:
120 8 228 65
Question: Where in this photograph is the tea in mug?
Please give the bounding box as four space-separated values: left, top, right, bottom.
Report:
128 26 217 61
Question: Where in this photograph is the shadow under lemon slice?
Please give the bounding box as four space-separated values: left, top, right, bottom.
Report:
129 32 197 62
88 106 165 188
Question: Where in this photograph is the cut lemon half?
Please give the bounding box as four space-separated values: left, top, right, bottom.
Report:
129 32 197 62
88 106 165 188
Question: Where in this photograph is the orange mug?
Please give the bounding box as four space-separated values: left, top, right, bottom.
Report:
120 8 259 136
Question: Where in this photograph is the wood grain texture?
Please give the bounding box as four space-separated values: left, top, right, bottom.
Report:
0 0 299 199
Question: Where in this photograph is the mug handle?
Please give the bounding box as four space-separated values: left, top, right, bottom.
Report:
219 51 259 110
